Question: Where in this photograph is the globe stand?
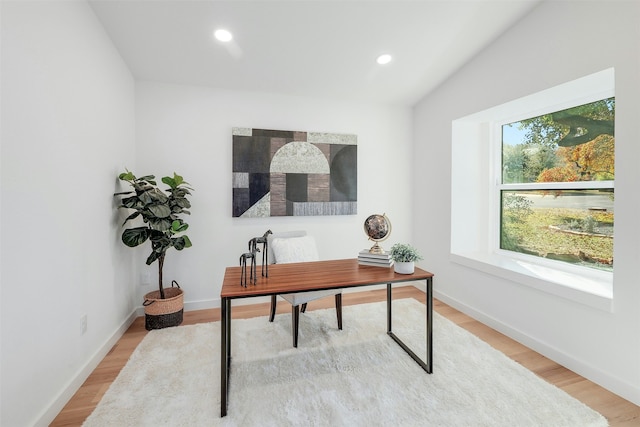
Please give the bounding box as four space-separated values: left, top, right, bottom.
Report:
369 242 384 254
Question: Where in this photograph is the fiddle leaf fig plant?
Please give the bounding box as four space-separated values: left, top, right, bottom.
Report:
389 243 423 263
115 170 193 299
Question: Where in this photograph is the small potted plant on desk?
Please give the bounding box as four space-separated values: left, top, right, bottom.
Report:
389 243 423 274
114 170 193 330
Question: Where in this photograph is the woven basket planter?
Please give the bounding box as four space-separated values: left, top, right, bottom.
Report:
143 281 184 330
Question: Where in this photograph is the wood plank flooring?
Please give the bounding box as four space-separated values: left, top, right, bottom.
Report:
51 286 639 426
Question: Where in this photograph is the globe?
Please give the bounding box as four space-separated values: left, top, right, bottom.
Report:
364 214 392 254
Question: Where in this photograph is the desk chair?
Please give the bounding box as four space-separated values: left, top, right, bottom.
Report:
267 231 343 347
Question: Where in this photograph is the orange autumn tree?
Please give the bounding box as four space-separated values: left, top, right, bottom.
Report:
555 134 615 181
537 135 615 183
518 98 616 184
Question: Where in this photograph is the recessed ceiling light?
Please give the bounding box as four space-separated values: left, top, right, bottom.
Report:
376 54 392 65
214 29 233 42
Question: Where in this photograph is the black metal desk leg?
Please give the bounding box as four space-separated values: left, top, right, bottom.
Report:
426 277 433 373
386 280 433 374
221 298 231 417
386 283 392 333
227 299 232 365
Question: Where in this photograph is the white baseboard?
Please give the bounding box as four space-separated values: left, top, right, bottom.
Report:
433 289 640 407
36 309 138 427
180 284 397 313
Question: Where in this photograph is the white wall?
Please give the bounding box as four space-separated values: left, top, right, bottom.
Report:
1 2 413 424
413 1 640 405
135 82 414 309
0 1 136 426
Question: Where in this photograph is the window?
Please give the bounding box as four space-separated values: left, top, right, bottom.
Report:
451 69 614 310
499 99 615 272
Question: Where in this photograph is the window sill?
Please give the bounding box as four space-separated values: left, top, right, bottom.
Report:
450 252 613 312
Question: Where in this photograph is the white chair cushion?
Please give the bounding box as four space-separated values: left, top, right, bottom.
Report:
270 235 319 264
267 230 307 265
281 290 337 306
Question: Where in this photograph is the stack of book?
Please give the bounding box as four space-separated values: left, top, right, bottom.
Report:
357 249 394 268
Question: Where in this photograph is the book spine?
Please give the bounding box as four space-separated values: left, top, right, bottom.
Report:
358 251 392 260
358 255 392 261
358 259 394 267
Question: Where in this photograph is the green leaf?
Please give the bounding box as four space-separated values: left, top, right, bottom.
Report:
162 172 184 188
162 176 176 189
138 190 153 205
171 220 188 233
119 171 135 181
122 227 149 247
137 175 156 185
173 235 192 250
146 250 164 265
148 217 173 232
172 188 191 198
148 229 167 239
121 211 140 225
175 198 191 209
139 188 168 205
120 195 141 209
147 204 171 218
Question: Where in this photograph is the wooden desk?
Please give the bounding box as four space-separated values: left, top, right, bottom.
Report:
220 258 434 417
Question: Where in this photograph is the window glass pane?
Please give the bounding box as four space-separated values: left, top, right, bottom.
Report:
500 189 613 271
502 98 615 184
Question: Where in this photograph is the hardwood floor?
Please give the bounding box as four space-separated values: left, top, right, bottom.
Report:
51 286 639 426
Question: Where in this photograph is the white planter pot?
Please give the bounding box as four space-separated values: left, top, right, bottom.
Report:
394 261 415 274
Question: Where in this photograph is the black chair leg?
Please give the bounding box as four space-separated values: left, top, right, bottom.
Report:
271 294 341 347
335 294 343 330
292 305 300 348
269 295 277 322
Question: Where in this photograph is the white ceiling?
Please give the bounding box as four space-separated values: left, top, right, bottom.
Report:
89 0 541 107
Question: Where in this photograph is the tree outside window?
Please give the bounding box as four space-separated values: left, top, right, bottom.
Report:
500 98 614 271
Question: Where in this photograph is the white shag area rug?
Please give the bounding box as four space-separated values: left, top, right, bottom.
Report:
84 299 607 427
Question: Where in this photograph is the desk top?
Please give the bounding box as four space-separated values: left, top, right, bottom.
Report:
221 258 433 299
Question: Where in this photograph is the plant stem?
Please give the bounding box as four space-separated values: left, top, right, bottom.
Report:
158 252 165 299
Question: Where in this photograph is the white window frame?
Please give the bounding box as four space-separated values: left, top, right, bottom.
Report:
451 68 614 312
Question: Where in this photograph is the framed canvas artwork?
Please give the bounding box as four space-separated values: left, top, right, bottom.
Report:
232 127 357 217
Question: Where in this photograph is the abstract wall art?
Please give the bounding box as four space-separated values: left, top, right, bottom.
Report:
232 127 357 217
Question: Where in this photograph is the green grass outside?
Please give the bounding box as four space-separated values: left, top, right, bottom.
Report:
502 208 613 270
